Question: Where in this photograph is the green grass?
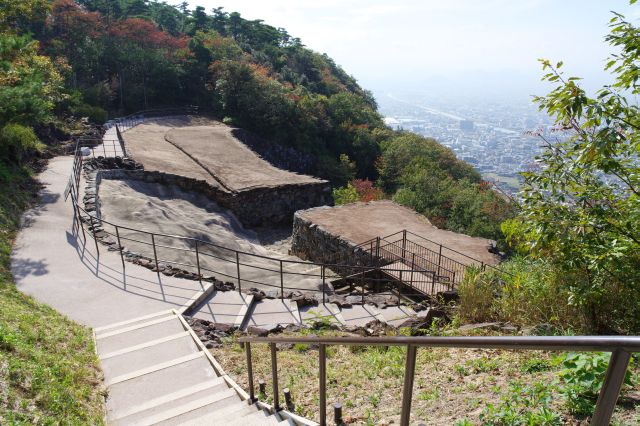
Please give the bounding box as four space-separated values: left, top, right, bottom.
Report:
0 163 105 424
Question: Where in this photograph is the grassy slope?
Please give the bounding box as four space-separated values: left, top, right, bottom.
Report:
0 163 104 424
213 328 640 425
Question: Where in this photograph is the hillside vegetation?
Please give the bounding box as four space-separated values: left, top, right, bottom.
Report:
0 0 513 241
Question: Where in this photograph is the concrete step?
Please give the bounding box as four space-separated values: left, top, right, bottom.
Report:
299 303 345 326
339 303 384 327
222 410 281 426
137 389 239 425
177 401 262 425
377 305 417 327
100 333 199 380
106 355 218 421
94 310 174 335
112 377 230 425
243 299 301 330
96 316 186 355
190 290 253 326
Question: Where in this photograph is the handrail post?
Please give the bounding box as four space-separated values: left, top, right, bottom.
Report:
591 349 632 425
319 343 327 426
361 265 365 305
245 342 256 402
437 244 443 277
410 253 415 290
322 265 326 305
236 251 242 292
432 272 436 294
402 229 407 259
375 237 380 263
279 260 284 299
400 345 417 426
270 342 280 411
89 215 100 256
115 225 125 272
76 204 86 244
151 234 159 273
370 240 374 265
195 240 202 286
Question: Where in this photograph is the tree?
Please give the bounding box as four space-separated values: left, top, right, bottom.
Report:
109 17 188 108
0 0 50 33
508 3 640 332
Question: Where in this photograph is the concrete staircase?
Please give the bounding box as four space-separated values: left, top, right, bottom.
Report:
95 310 291 425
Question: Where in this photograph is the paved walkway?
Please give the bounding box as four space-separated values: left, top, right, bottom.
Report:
11 155 203 328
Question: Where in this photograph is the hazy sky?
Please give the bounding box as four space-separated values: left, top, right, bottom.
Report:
177 0 637 100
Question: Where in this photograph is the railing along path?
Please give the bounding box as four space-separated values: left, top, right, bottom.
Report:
239 334 640 426
67 109 462 303
65 109 639 426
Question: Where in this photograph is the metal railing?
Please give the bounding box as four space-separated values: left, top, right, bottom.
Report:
358 230 512 288
66 138 447 305
238 335 640 426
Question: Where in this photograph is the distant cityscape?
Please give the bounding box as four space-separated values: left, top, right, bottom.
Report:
377 94 554 195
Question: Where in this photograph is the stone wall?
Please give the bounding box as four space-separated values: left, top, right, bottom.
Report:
95 169 332 227
290 210 376 274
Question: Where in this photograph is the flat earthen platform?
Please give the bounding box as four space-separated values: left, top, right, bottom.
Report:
293 200 499 266
124 116 324 193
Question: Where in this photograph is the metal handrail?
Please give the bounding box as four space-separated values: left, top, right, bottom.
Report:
69 165 437 303
67 115 471 303
377 237 456 276
238 335 640 426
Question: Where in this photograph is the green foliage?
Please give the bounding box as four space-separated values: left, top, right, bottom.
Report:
557 352 634 416
510 7 640 333
72 103 107 124
380 133 515 240
457 258 581 330
332 183 359 205
0 33 66 127
0 0 511 241
480 381 563 425
0 123 44 164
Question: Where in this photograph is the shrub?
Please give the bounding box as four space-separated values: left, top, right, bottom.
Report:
72 103 107 124
480 381 563 425
0 123 44 164
457 266 496 323
457 258 582 330
557 352 635 417
332 183 359 205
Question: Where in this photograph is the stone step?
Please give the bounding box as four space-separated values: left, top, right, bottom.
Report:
299 303 345 326
136 389 240 426
222 410 281 426
100 333 200 380
339 303 385 327
112 377 230 425
243 299 301 331
96 316 186 355
106 355 219 421
177 401 263 425
190 290 253 327
377 305 417 327
94 309 174 335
